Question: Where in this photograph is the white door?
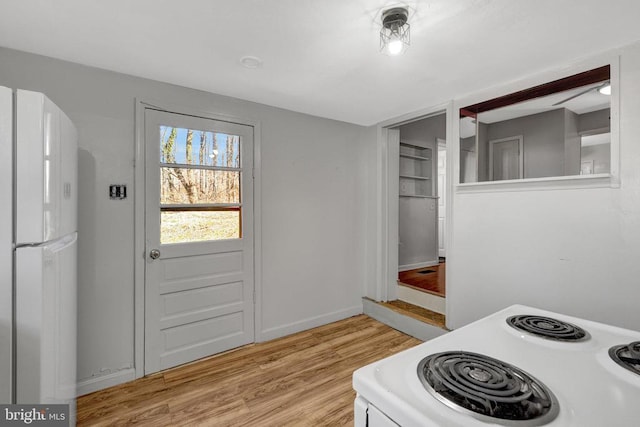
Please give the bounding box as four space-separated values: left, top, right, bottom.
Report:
437 139 446 258
144 109 254 374
489 136 524 181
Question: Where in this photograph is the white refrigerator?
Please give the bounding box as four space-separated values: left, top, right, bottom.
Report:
0 87 78 413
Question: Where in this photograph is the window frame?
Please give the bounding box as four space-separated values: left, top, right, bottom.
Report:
454 57 620 193
158 127 244 243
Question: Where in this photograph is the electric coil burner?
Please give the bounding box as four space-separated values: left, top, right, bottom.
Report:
507 315 588 341
417 351 559 426
609 341 640 375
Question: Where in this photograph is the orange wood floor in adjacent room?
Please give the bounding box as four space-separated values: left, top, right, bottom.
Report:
398 261 446 297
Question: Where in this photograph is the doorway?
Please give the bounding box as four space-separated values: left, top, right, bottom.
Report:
142 108 255 374
393 112 447 316
489 135 524 180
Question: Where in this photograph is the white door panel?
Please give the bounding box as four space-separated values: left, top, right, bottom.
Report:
144 109 254 374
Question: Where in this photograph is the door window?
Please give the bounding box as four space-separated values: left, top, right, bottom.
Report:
159 126 242 244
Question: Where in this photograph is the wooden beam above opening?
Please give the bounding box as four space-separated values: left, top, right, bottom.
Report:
459 65 610 117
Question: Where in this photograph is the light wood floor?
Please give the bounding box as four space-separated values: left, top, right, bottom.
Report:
77 315 422 426
381 300 446 329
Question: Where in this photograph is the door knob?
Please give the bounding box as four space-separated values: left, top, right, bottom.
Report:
149 249 161 260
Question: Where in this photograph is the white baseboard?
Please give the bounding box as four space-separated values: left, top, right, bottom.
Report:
259 305 363 342
76 368 136 397
362 298 447 341
398 259 439 272
397 286 446 314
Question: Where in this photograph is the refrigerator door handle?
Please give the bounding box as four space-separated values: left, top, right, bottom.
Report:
45 233 77 253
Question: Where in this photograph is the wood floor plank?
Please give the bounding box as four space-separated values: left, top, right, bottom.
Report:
398 262 446 296
76 374 168 424
169 390 250 427
381 299 446 329
77 315 423 426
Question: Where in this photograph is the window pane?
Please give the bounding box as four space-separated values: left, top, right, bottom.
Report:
161 167 240 204
161 210 240 244
160 126 240 168
580 132 610 174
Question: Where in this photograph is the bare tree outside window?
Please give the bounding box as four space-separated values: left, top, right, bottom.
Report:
159 126 241 243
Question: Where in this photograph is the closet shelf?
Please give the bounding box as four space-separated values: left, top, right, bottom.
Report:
399 141 426 149
400 153 431 161
399 142 432 197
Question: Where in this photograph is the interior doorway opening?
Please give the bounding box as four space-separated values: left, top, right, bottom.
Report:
392 112 447 319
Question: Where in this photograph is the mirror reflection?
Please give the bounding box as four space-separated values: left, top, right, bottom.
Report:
460 67 611 183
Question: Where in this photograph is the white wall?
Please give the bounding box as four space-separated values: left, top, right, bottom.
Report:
0 47 370 392
398 196 437 268
448 43 640 331
399 115 446 149
564 109 581 176
579 109 610 132
361 125 379 300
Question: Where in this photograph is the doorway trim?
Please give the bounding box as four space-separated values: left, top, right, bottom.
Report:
437 137 447 258
372 101 455 321
133 98 262 379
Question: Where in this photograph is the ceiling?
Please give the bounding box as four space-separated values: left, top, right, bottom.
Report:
1 0 639 126
478 82 610 124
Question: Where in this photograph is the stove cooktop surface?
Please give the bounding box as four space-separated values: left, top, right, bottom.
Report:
353 304 640 427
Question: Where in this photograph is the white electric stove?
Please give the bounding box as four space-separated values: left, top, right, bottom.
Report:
353 304 640 426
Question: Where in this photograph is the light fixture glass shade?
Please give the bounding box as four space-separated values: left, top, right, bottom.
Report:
598 83 611 95
380 7 410 56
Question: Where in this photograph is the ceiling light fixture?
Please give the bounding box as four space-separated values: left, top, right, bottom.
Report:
598 83 611 95
380 7 410 56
